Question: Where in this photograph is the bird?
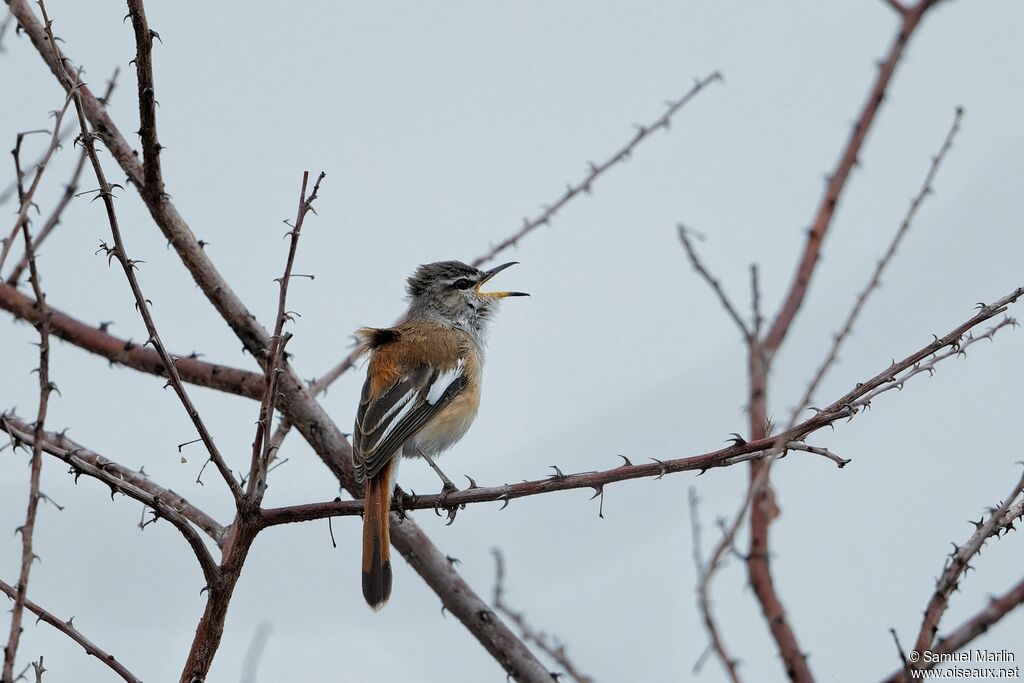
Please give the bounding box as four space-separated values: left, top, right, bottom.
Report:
353 260 528 610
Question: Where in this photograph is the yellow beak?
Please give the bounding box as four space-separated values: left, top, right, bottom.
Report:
476 261 529 298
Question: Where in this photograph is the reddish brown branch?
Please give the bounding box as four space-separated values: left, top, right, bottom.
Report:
743 5 945 679
791 107 963 426
0 283 265 399
125 0 163 199
0 579 141 683
763 1 936 353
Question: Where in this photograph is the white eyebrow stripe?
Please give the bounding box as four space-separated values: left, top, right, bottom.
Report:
374 398 417 447
371 389 415 431
425 359 465 405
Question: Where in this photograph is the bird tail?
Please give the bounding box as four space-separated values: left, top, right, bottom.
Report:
362 460 393 611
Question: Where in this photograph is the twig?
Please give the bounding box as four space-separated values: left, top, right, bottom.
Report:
0 579 141 683
677 224 750 339
247 170 324 500
491 549 594 683
791 106 963 428
34 0 242 503
912 466 1024 656
0 98 73 275
0 123 76 209
689 489 743 683
889 627 909 681
470 72 722 268
0 414 222 584
6 70 119 286
749 264 762 339
2 160 54 682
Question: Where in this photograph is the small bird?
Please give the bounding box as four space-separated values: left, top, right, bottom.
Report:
353 260 528 610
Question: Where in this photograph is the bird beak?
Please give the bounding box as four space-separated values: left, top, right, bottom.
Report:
476 261 529 298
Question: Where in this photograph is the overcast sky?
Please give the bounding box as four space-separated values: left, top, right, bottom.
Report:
2 1 1023 681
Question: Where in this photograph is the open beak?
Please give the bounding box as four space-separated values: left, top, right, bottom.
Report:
476 261 529 298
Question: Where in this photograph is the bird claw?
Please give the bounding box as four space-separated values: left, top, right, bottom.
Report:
433 482 461 524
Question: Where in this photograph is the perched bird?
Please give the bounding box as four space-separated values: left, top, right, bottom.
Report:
353 260 528 610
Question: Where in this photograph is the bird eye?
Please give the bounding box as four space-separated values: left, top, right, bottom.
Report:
453 278 473 290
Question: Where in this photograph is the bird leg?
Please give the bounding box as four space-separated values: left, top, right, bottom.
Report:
416 447 461 522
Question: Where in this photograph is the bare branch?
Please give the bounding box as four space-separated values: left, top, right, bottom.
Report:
2 153 54 681
746 5 954 678
689 489 743 683
31 0 242 503
792 106 963 426
0 283 265 399
470 72 722 268
247 170 324 500
677 224 750 339
0 414 224 579
763 0 939 353
490 549 593 683
125 0 163 199
0 579 141 683
0 97 73 275
913 466 1024 656
6 70 119 286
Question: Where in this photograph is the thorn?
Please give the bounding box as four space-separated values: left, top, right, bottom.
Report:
616 454 633 467
725 433 747 446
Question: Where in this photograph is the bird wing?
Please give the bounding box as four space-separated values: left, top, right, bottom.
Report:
353 358 468 482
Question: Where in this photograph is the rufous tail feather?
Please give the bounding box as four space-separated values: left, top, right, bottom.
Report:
361 460 393 610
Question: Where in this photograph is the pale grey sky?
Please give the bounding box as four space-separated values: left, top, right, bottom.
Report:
2 1 1023 681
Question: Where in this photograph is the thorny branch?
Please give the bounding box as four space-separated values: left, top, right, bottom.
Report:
0 95 72 275
912 467 1024 657
3 2 552 666
0 282 266 400
491 549 594 683
246 170 324 501
260 285 1021 526
33 0 243 503
0 414 222 583
470 71 722 268
0 579 142 683
2 140 55 682
6 69 119 286
125 0 163 199
791 106 963 428
880 574 1024 683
